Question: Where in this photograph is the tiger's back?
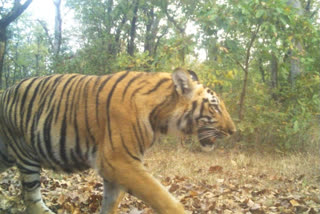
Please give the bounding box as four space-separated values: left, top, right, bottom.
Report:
0 71 172 171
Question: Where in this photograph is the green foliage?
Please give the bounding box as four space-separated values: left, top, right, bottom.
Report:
2 0 320 152
235 75 319 151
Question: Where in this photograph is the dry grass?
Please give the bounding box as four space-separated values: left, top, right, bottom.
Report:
144 141 320 187
1 139 319 213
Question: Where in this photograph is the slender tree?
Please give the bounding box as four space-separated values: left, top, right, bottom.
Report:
0 0 33 89
127 0 139 56
53 0 62 56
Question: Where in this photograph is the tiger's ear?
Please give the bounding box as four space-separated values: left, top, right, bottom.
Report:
172 68 195 99
187 70 199 82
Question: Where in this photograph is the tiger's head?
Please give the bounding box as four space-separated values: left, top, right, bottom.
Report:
171 68 236 151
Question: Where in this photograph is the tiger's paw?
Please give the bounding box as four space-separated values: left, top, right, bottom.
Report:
26 200 55 214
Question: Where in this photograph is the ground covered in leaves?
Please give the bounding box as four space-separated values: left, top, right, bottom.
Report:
0 145 319 214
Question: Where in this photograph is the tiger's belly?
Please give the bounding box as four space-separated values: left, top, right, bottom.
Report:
32 138 97 173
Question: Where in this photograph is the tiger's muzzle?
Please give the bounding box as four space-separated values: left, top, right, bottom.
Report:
197 127 228 152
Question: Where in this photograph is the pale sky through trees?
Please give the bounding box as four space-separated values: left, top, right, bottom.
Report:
27 0 208 61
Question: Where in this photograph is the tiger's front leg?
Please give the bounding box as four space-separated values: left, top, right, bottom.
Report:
100 179 125 214
99 159 184 214
18 163 54 214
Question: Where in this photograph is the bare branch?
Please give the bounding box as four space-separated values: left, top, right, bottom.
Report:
245 23 261 70
37 19 54 50
161 1 185 34
0 0 33 28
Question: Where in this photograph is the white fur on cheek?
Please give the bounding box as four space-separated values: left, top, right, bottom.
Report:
200 144 215 152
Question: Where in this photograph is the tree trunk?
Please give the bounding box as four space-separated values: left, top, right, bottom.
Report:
127 0 139 56
0 0 33 89
13 40 19 84
53 0 62 56
239 69 248 121
113 14 127 55
35 36 41 76
238 23 261 121
287 0 304 85
144 6 154 55
0 29 6 90
271 54 278 88
4 63 9 88
258 57 265 82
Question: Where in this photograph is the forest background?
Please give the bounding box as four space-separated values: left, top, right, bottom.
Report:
0 0 320 213
0 0 319 152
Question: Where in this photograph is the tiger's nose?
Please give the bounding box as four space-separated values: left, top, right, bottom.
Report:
228 128 236 135
227 123 236 135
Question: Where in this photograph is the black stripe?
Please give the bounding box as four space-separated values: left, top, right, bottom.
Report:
61 76 81 123
136 119 146 151
8 79 29 129
95 75 113 126
122 73 143 101
38 75 61 102
22 180 40 190
36 132 48 163
35 76 55 102
69 76 87 157
43 107 60 165
69 76 86 122
199 98 208 118
38 75 55 90
58 77 82 165
72 76 87 129
74 116 83 162
92 75 102 93
129 80 148 103
143 78 170 95
19 78 39 131
19 78 38 110
106 72 129 150
37 75 55 98
45 75 64 113
14 136 39 161
120 134 141 162
149 95 174 131
1 89 11 122
16 163 39 174
59 115 68 164
184 101 198 134
129 86 144 103
191 100 197 112
25 80 44 133
84 78 96 143
132 124 144 155
2 129 40 167
212 104 222 115
54 75 78 123
12 93 21 130
31 100 46 150
143 123 150 140
70 149 89 171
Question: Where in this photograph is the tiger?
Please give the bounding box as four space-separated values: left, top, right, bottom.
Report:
0 68 236 214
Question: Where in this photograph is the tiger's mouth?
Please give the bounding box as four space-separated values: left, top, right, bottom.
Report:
197 128 226 152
